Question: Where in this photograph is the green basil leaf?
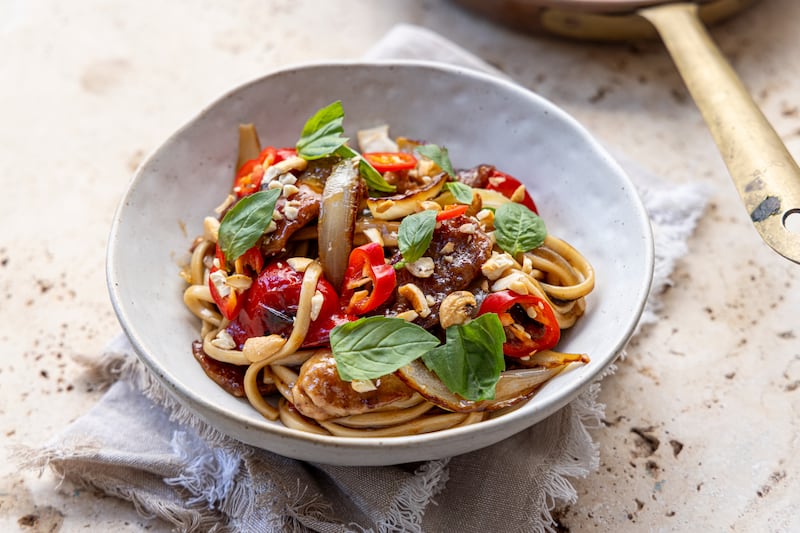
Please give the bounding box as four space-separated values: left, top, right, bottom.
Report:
296 101 349 160
218 188 281 262
422 314 506 401
445 181 474 205
331 317 441 381
415 144 455 177
493 202 547 257
336 145 396 193
397 209 437 265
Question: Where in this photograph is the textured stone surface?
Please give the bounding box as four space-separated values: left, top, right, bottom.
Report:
2 0 799 530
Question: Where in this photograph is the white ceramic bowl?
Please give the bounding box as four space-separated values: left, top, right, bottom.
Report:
107 61 653 466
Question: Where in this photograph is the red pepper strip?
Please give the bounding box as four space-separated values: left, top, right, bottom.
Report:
363 152 417 173
436 204 468 221
208 245 243 321
477 290 560 358
233 146 277 198
234 246 263 277
275 147 297 161
341 242 396 314
485 169 538 214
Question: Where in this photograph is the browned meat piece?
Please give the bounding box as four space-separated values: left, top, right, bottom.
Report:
455 164 495 189
261 179 322 256
383 170 431 194
191 340 274 397
390 214 493 328
291 350 416 421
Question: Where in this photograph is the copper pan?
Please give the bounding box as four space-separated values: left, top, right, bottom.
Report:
454 0 800 264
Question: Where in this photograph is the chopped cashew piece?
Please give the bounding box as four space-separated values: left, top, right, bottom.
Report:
209 270 230 297
439 291 477 329
264 156 308 182
284 204 300 221
395 310 420 322
309 290 324 321
243 334 287 363
491 270 537 295
510 184 527 203
398 283 431 318
418 200 442 212
226 274 253 291
405 257 435 278
210 329 236 350
481 251 516 281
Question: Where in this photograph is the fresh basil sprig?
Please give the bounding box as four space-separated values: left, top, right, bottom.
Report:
421 314 506 401
396 209 437 268
493 202 547 257
444 181 474 205
330 314 507 401
330 317 440 381
218 188 281 263
415 144 455 177
295 101 396 192
295 101 349 160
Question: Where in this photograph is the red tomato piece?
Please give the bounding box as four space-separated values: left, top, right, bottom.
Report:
229 260 352 348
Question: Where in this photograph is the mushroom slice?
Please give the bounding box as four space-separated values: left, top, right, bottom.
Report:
366 173 447 220
438 291 477 329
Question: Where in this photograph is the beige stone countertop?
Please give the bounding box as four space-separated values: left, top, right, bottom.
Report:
2 0 799 531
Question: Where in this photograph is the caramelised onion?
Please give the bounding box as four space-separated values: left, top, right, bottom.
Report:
318 159 361 287
395 359 573 413
366 172 447 220
236 123 261 171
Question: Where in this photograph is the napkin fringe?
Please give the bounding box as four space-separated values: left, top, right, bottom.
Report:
16 445 228 532
94 340 239 451
535 382 603 533
377 458 450 533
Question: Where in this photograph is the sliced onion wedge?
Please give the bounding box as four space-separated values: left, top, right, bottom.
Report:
318 159 361 287
395 359 573 413
366 172 447 220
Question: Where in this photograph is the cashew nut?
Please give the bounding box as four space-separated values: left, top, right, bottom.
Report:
397 283 431 318
439 290 477 329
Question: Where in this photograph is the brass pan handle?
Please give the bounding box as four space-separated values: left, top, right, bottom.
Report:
640 2 800 263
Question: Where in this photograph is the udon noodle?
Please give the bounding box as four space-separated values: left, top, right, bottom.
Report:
182 103 594 437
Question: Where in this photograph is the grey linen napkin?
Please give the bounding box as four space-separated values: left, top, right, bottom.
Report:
23 25 709 533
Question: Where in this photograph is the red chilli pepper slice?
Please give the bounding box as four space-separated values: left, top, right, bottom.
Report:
485 169 538 214
341 242 396 314
436 204 469 221
208 245 245 321
363 152 417 173
234 246 263 277
233 147 276 198
477 290 560 358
